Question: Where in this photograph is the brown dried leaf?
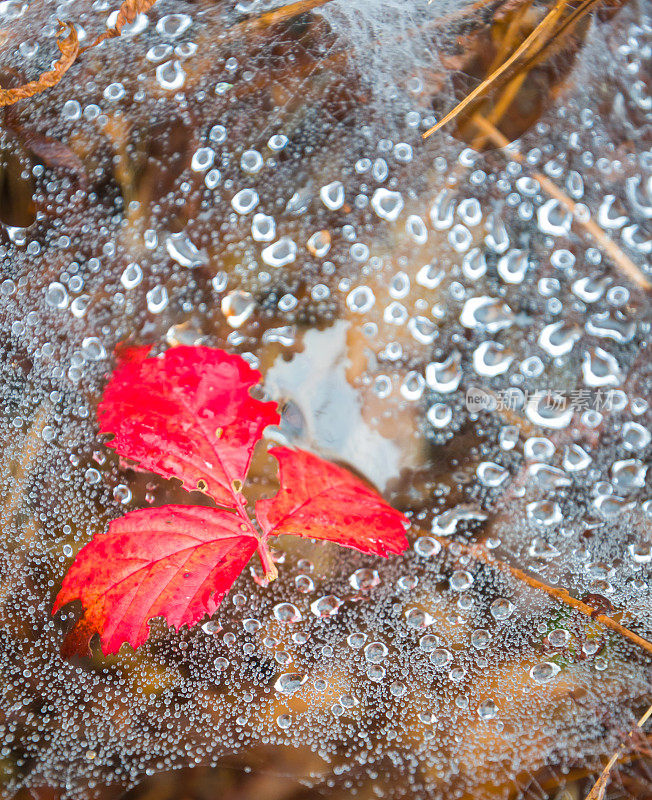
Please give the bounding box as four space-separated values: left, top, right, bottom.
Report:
80 0 159 52
0 22 79 107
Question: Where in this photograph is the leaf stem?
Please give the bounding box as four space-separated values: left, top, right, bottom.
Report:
231 488 278 582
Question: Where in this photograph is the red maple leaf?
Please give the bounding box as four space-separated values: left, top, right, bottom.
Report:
53 346 409 656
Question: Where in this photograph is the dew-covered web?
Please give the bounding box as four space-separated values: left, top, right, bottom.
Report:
0 0 651 798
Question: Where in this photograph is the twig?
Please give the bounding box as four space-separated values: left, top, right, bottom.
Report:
584 704 652 800
431 534 652 656
471 114 652 291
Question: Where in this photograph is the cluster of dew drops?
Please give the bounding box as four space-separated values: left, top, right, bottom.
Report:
0 0 651 796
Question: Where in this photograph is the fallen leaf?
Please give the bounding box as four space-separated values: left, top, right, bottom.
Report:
0 22 79 107
256 447 409 557
53 505 258 655
55 346 408 655
97 345 280 506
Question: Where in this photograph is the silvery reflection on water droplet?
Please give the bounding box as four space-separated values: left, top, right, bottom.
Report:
414 536 442 558
477 461 509 487
458 197 482 226
629 542 652 564
310 595 341 618
231 188 259 214
425 351 462 393
525 392 573 430
347 632 366 649
524 437 555 461
274 672 306 695
572 275 609 304
104 82 125 102
622 421 651 451
473 341 513 377
388 271 409 299
527 500 562 527
586 310 635 344
146 285 168 313
273 602 302 623
429 648 452 668
432 506 487 536
497 249 529 284
113 484 131 504
249 213 275 242
241 149 263 173
347 286 375 313
530 661 560 684
406 214 428 244
371 188 404 221
416 263 444 289
598 195 628 229
550 249 576 272
276 713 292 729
320 181 345 210
528 463 571 489
156 13 191 38
484 212 509 253
384 301 408 327
427 403 451 429
418 634 441 653
405 608 433 629
528 537 560 560
562 443 592 472
538 321 581 357
120 262 142 289
547 628 571 648
477 699 498 719
156 60 186 90
450 570 473 591
372 158 388 182
191 147 215 172
268 134 288 151
611 459 646 491
582 347 621 387
462 248 487 281
499 425 519 451
81 337 106 361
364 641 388 663
349 568 380 591
295 574 314 593
221 290 255 328
538 199 572 236
471 629 491 649
448 224 472 253
85 468 101 485
489 598 514 621
306 230 330 256
408 316 437 345
46 282 69 308
262 237 297 267
460 296 513 332
430 190 455 230
166 232 207 267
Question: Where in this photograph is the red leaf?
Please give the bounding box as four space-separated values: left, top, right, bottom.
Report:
256 447 409 557
53 505 257 655
55 347 408 656
98 345 279 506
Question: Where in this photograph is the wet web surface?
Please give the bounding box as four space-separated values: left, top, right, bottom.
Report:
0 1 651 798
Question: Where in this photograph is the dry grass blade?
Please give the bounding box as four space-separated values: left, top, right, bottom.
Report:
471 114 652 291
245 0 336 30
0 21 79 107
584 704 652 800
431 534 652 656
422 0 600 139
80 0 158 52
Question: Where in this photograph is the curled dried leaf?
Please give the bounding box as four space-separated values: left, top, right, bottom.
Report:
80 0 159 52
0 21 79 107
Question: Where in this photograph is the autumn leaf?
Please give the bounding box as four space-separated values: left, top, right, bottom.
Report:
54 346 408 656
53 505 258 656
0 22 79 107
97 345 280 507
256 447 408 557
